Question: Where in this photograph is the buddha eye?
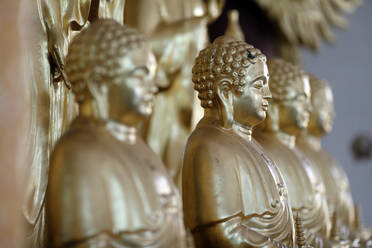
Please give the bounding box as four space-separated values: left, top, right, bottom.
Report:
252 80 264 89
131 66 149 78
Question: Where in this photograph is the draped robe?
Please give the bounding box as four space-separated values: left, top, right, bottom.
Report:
47 118 187 247
183 121 295 247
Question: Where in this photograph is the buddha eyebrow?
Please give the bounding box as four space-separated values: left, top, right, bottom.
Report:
252 75 267 84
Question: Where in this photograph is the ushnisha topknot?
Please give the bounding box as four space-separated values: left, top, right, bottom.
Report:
267 58 308 101
192 36 266 108
65 19 148 102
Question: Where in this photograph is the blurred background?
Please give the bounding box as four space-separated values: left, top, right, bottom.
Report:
302 0 372 227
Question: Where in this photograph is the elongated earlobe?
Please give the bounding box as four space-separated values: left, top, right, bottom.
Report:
86 80 109 120
215 78 234 128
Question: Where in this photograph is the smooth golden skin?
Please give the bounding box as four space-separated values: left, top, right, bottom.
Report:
24 1 125 247
124 0 225 188
46 20 186 248
255 58 331 247
297 77 354 230
183 37 295 248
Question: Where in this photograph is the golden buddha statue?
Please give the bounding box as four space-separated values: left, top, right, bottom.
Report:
183 37 295 248
254 58 331 247
297 76 355 237
24 1 125 246
124 0 225 188
46 19 187 248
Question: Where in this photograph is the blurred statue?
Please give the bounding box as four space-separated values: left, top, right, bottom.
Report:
46 19 187 248
183 37 295 248
225 9 245 41
252 0 362 62
24 1 125 247
297 76 355 235
254 58 332 247
297 76 372 246
124 0 225 188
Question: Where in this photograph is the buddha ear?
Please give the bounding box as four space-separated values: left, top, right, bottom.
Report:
86 79 109 119
215 77 234 128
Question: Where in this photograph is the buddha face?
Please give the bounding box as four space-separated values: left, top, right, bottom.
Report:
232 59 271 127
107 45 157 126
278 76 311 135
308 86 335 136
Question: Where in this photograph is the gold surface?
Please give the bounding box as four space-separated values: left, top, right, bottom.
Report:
254 58 332 247
46 19 187 248
183 37 295 248
225 10 245 42
124 0 224 188
297 76 355 234
0 0 31 247
296 76 372 246
24 1 125 247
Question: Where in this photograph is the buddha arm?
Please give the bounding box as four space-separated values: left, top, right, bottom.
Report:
192 214 284 248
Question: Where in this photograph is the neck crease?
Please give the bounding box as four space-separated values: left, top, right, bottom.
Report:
232 122 252 141
304 134 322 151
276 131 296 148
105 120 137 144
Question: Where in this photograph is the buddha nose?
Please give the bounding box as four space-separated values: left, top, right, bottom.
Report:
263 86 272 99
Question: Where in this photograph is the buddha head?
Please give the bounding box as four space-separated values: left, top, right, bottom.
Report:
264 58 311 136
65 19 157 126
192 36 271 128
307 75 335 137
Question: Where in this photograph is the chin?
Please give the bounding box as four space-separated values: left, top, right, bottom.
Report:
322 125 332 134
139 105 153 116
297 122 308 131
256 111 267 121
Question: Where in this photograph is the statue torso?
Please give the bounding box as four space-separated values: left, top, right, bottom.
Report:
183 122 295 246
297 138 355 229
46 118 186 248
255 132 330 238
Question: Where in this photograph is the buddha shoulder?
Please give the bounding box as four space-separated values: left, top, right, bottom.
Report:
49 126 116 173
185 126 239 166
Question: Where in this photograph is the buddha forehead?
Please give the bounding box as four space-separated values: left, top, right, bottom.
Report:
310 76 333 103
247 59 268 81
267 58 308 100
117 44 156 74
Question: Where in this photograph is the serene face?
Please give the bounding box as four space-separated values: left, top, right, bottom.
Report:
308 85 335 136
278 75 312 135
108 45 157 126
232 59 272 127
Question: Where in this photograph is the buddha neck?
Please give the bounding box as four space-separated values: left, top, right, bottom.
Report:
275 131 296 149
303 134 322 151
79 100 138 144
232 122 253 141
105 120 137 144
203 109 253 141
